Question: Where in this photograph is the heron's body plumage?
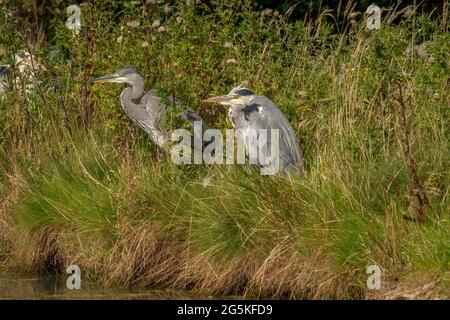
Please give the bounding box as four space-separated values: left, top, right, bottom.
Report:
205 87 302 174
93 66 204 151
92 67 302 175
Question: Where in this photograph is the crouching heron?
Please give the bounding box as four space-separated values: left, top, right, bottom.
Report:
91 66 206 150
0 65 11 94
204 87 302 174
0 51 48 95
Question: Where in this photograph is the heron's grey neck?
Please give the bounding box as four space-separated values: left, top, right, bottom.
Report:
119 78 145 112
127 77 145 99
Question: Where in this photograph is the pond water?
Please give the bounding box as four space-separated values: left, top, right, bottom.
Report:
0 272 205 299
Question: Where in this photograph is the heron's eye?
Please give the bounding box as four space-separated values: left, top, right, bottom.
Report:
257 106 263 114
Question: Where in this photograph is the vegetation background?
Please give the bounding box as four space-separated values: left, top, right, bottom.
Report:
0 0 448 299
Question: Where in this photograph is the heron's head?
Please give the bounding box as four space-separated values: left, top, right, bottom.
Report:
91 66 143 85
203 86 254 106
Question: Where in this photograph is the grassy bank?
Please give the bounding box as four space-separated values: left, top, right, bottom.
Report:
0 1 449 298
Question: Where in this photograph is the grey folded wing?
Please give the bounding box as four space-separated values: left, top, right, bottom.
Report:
136 90 170 148
139 90 209 151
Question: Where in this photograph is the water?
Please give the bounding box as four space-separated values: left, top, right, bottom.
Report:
0 272 202 299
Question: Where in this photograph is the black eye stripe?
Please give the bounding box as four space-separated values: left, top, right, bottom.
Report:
234 88 254 96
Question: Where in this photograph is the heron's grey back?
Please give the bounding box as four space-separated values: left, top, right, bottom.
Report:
250 96 302 172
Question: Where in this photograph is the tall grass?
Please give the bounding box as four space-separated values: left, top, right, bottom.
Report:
0 1 448 298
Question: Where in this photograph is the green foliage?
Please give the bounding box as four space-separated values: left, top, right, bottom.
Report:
15 134 122 238
0 0 448 297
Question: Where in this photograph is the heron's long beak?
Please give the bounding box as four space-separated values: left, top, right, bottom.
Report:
91 72 121 83
203 94 237 104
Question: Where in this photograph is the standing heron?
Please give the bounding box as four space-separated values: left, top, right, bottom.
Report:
91 66 206 150
203 86 302 174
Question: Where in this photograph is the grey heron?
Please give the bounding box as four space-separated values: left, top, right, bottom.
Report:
203 86 302 174
0 65 11 94
91 66 207 150
0 51 47 95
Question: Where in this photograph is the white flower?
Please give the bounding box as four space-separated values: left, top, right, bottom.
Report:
157 26 166 33
127 20 141 28
299 90 307 97
226 58 237 64
116 36 123 43
141 41 149 48
261 8 273 16
202 177 212 188
223 42 233 48
152 19 161 28
348 11 360 19
164 4 172 14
